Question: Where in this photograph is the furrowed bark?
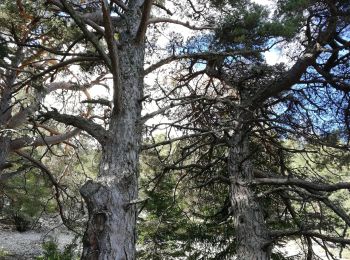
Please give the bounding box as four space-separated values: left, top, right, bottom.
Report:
80 45 144 260
79 0 145 253
41 1 147 258
0 49 22 174
0 91 12 173
229 117 271 259
0 137 11 174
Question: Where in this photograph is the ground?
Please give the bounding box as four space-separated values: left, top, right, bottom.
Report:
0 215 76 259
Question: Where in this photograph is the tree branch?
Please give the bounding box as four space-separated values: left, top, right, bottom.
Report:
147 18 214 30
321 198 350 227
14 56 100 91
144 50 267 75
142 128 229 150
100 0 122 114
40 110 109 145
271 229 350 245
249 5 338 106
253 177 350 192
140 98 204 123
9 128 81 151
152 2 173 15
81 98 112 107
47 0 122 26
111 0 128 11
59 0 112 70
15 150 63 189
135 0 153 43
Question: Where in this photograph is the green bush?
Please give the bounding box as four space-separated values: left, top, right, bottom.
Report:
36 239 79 260
12 212 32 232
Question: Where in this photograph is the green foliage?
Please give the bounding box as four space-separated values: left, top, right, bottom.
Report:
36 240 79 260
0 40 9 60
210 0 249 8
215 2 301 51
1 166 56 231
138 137 235 259
0 249 9 257
216 4 269 47
0 0 348 258
12 213 32 232
277 0 311 14
271 252 296 260
270 138 350 254
260 19 301 40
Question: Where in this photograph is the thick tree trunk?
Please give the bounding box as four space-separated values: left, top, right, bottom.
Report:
229 127 271 259
80 44 144 259
0 48 23 174
0 88 13 174
0 137 10 173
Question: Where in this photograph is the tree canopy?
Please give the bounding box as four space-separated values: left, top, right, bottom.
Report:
0 0 350 259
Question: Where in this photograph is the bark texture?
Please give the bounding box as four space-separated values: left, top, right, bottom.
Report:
229 121 271 259
80 42 144 259
0 61 17 174
0 137 10 173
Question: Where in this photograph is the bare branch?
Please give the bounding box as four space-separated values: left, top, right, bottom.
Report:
15 150 63 189
136 0 153 43
100 0 122 114
14 56 100 91
6 108 30 128
36 124 77 148
147 18 214 30
142 128 229 150
41 110 109 144
253 177 350 192
81 98 112 107
47 0 122 26
144 50 267 75
271 229 350 245
15 150 82 234
60 0 112 70
111 0 128 11
10 128 81 151
140 98 204 123
153 2 173 15
321 198 350 227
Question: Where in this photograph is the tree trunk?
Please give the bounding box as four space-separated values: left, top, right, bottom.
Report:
0 137 10 173
80 44 144 259
229 126 271 259
0 86 13 174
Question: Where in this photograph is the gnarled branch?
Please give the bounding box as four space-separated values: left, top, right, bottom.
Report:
253 177 350 192
40 110 109 145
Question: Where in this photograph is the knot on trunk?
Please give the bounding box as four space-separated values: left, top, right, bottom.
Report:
80 180 111 214
80 180 110 260
80 180 103 200
93 212 107 232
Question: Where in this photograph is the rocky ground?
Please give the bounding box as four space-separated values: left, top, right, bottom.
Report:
0 215 77 260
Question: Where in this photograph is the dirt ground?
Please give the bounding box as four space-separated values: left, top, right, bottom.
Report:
0 216 76 259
